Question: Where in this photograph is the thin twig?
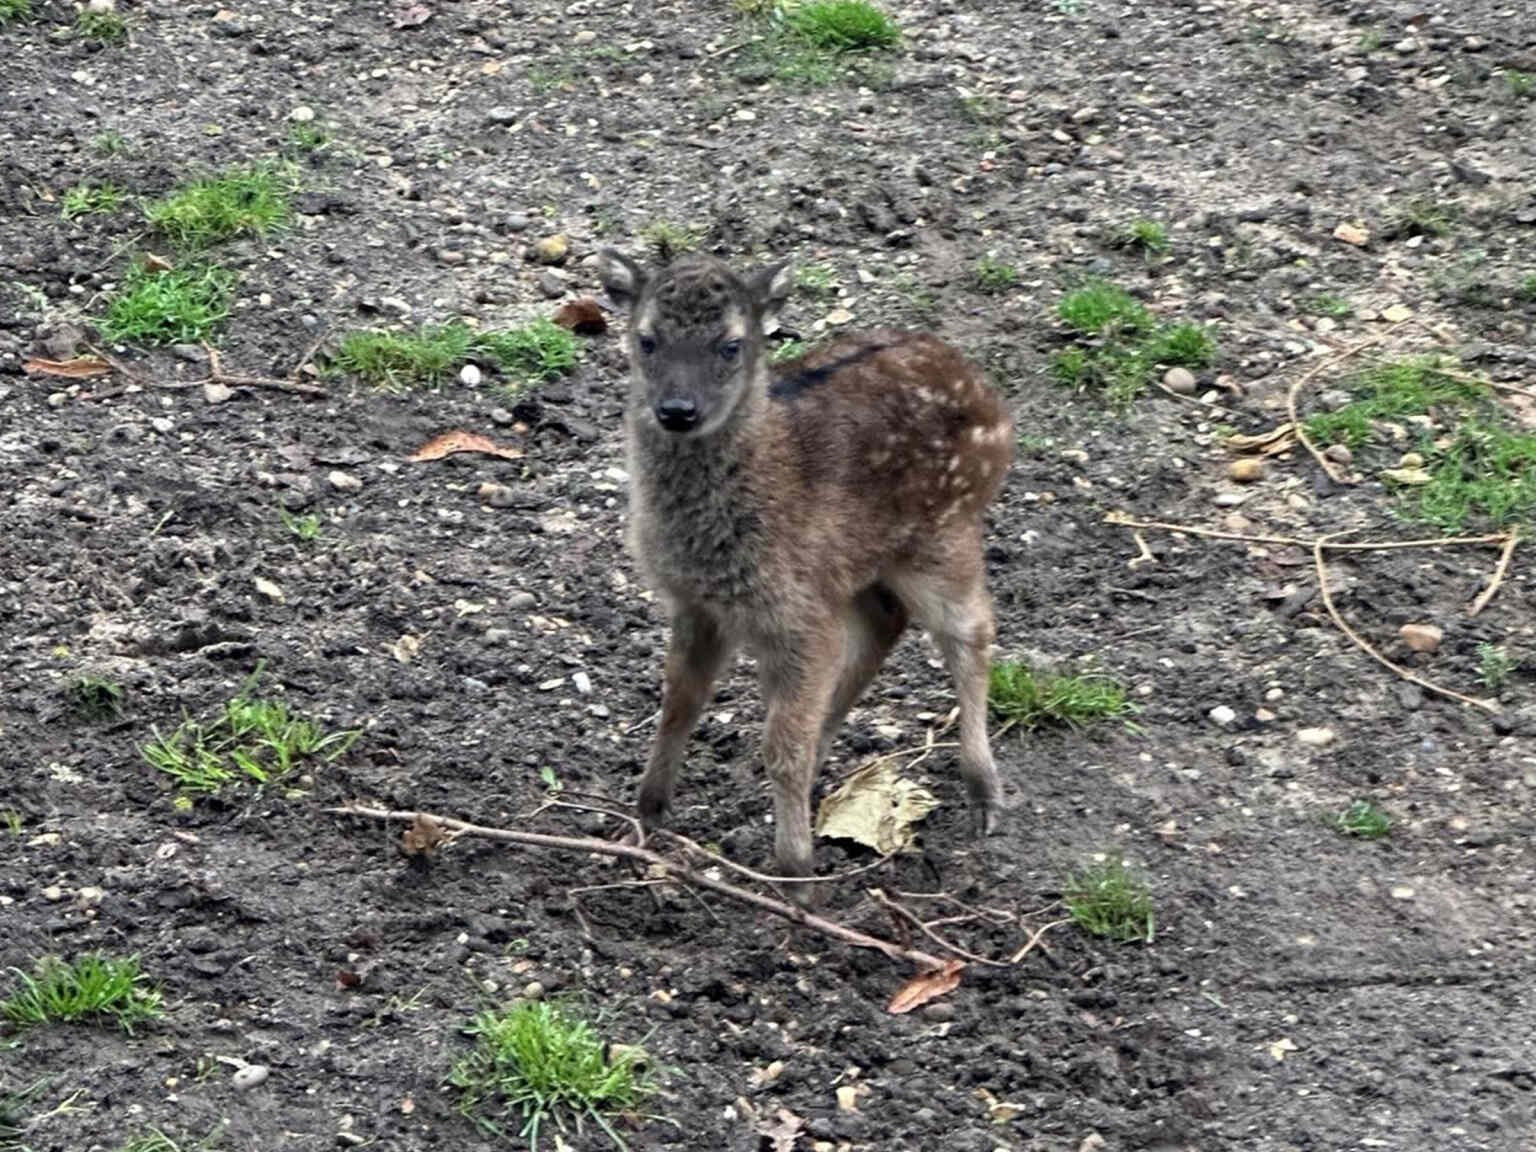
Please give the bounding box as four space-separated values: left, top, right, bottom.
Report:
867 888 1012 967
328 804 948 970
1312 534 1500 714
1468 530 1519 617
1010 917 1071 964
1107 513 1509 553
292 325 330 384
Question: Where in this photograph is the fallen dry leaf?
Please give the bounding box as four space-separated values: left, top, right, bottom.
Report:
409 430 523 462
253 575 285 603
143 252 174 273
390 633 422 664
1380 303 1414 323
755 1107 804 1152
887 958 965 1015
401 812 443 857
1269 1036 1299 1062
815 757 938 855
22 356 111 379
552 297 607 335
1226 423 1296 456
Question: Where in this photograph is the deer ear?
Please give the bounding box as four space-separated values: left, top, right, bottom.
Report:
598 249 646 310
750 262 793 335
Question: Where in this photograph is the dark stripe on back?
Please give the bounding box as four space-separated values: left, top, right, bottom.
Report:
770 340 896 399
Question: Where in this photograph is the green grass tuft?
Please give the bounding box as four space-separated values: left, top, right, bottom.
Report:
769 338 809 365
97 262 235 346
1332 799 1391 840
141 669 358 795
450 1000 654 1150
278 504 322 541
974 255 1019 294
785 1 901 50
793 263 838 299
988 659 1140 730
1504 70 1535 98
1519 274 1536 302
1304 293 1354 319
70 674 125 719
0 0 30 25
1 954 163 1033
1117 218 1170 257
1052 280 1215 409
331 319 577 389
1064 858 1155 943
284 120 329 154
117 1131 188 1152
1057 279 1151 336
75 6 127 42
1476 643 1515 692
1389 197 1455 239
144 165 292 249
640 219 700 261
92 129 129 155
1303 358 1488 449
1415 419 1536 531
61 182 128 221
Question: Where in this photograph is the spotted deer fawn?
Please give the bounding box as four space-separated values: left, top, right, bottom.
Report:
599 249 1013 887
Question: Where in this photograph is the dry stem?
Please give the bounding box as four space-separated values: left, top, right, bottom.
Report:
1287 322 1407 484
1468 531 1519 617
328 804 949 970
1312 534 1500 714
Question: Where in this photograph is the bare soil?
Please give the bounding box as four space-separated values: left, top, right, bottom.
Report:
2 1 1534 1150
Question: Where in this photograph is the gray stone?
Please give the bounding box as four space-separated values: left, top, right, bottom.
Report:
536 270 566 299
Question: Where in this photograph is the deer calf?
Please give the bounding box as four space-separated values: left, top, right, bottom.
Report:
599 249 1012 885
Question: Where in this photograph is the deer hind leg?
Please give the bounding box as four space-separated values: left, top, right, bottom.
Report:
814 583 909 770
637 607 734 830
889 542 1003 836
758 622 847 885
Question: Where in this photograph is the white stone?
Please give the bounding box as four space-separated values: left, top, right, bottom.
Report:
1296 727 1335 747
459 363 482 386
1208 705 1237 726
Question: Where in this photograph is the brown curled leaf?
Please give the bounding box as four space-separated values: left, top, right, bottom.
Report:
552 297 607 335
408 430 523 463
886 957 965 1015
23 356 112 379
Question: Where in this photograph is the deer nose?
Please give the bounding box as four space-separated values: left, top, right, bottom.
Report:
654 396 700 431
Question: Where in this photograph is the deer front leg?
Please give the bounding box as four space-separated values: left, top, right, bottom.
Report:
758 625 846 885
638 608 733 830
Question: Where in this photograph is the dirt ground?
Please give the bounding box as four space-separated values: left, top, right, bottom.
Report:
2 0 1535 1149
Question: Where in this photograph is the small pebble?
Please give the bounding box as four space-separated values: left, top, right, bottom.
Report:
507 591 536 610
1227 458 1264 483
523 981 546 1000
203 381 235 404
459 363 482 387
1398 452 1424 468
1390 885 1415 900
536 270 566 299
328 470 362 492
1324 443 1353 465
1399 623 1442 653
572 671 593 695
533 234 569 265
151 417 174 434
1297 727 1335 747
1163 366 1197 394
289 105 315 123
489 407 514 425
232 1064 270 1090
1208 705 1237 726
436 248 466 266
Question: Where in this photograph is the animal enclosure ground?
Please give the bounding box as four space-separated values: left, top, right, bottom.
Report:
2 1 1535 1150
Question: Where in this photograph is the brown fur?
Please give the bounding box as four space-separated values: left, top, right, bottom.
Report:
599 251 1011 886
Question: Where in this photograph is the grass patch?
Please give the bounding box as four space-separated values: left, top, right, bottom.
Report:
785 1 900 50
1057 279 1152 336
284 121 329 154
794 263 838 298
331 319 576 389
1415 419 1536 530
1064 858 1155 944
1 954 162 1033
1116 218 1170 257
70 674 125 719
1332 799 1390 840
75 6 127 42
141 669 358 795
1304 293 1353 319
974 255 1019 294
0 0 30 25
1051 279 1214 409
1504 69 1535 98
1303 358 1487 449
988 659 1140 730
450 1000 654 1150
144 165 292 249
1519 274 1536 302
97 261 234 346
278 504 321 541
118 1132 191 1152
1388 197 1455 239
639 219 700 261
1476 643 1515 692
768 338 808 365
61 181 128 220
92 129 129 155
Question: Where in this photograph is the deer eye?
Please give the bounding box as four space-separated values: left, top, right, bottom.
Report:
637 336 657 355
719 341 742 363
